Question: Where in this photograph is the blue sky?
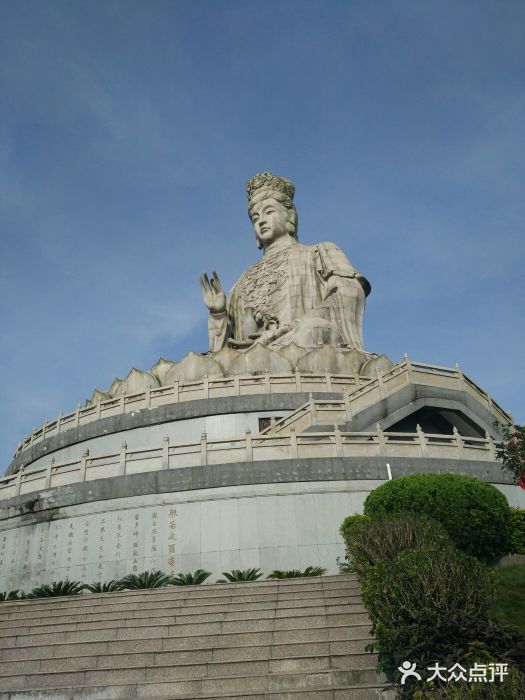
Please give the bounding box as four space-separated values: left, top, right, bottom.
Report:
1 0 524 471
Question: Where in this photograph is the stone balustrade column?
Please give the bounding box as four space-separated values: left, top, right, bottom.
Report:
15 468 24 496
144 386 151 408
309 393 318 425
453 427 465 457
376 369 385 398
200 433 208 466
203 375 209 399
376 423 386 455
416 424 428 456
57 411 63 434
119 442 127 476
334 425 343 457
74 404 81 427
79 449 89 482
245 428 253 461
290 427 298 458
343 387 352 421
44 458 54 489
162 436 170 469
485 431 497 460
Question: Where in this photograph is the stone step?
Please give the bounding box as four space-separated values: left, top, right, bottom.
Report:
0 624 374 660
0 650 378 683
0 665 384 695
0 585 362 617
0 591 362 626
0 575 357 606
0 602 366 636
0 637 374 666
0 612 372 649
0 682 394 700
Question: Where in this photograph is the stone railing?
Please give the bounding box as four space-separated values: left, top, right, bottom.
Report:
0 427 500 501
260 358 512 434
12 372 372 458
12 358 511 460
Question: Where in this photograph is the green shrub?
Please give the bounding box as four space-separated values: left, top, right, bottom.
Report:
171 569 211 585
373 613 525 685
364 474 512 560
30 580 86 598
413 665 525 699
217 568 263 582
509 509 525 555
119 570 173 589
339 513 369 544
84 580 125 593
0 590 20 601
362 547 496 631
340 512 451 577
267 566 326 579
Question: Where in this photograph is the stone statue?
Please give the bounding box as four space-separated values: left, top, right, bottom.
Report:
199 172 370 353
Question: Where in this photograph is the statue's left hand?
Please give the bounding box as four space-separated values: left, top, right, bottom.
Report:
199 271 227 314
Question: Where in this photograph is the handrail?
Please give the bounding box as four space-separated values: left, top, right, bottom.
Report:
0 427 501 501
12 358 513 460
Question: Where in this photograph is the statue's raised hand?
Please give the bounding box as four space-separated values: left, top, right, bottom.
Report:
199 271 227 314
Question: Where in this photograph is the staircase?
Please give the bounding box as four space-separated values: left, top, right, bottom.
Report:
0 574 392 699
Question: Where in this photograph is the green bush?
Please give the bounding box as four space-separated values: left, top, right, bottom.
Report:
509 509 525 555
364 474 512 560
217 568 263 582
340 512 451 577
0 590 20 601
267 566 326 579
84 580 125 593
171 569 211 585
339 513 369 544
119 570 173 589
362 547 496 631
30 580 86 598
413 665 525 699
373 613 525 686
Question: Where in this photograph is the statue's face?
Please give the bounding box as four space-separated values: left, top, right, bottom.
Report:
251 198 290 248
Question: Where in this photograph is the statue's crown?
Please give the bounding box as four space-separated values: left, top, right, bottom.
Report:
246 172 295 203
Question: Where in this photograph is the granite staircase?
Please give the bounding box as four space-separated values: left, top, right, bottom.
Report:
0 574 392 700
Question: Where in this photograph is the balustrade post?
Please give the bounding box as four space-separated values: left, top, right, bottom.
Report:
245 428 253 461
485 431 497 460
295 370 301 392
75 404 81 427
376 370 385 398
376 423 386 455
309 393 318 424
200 433 208 466
453 427 465 457
455 363 465 391
96 400 102 420
42 420 48 440
334 425 343 457
162 436 170 469
57 411 63 434
30 429 35 446
15 468 24 496
203 375 209 399
233 373 240 396
119 442 127 476
343 387 353 421
44 458 54 488
119 395 125 414
79 449 89 482
145 386 151 409
353 372 361 390
325 372 332 392
264 371 271 393
405 354 414 383
290 427 298 458
416 424 428 456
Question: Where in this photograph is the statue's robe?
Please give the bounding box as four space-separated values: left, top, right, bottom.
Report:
208 240 370 352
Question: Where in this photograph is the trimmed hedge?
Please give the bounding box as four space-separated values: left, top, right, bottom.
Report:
509 509 525 555
340 512 451 577
361 546 496 631
364 473 512 560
